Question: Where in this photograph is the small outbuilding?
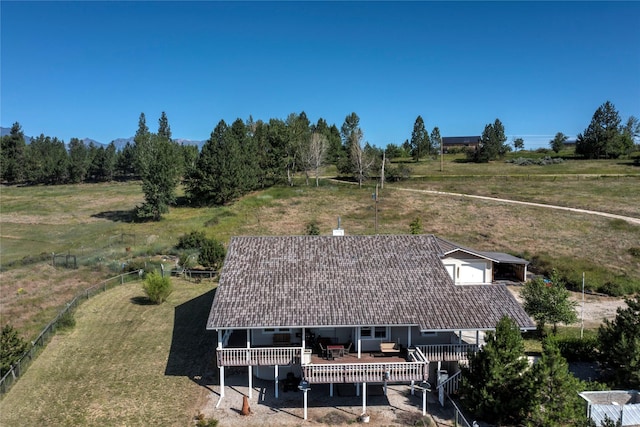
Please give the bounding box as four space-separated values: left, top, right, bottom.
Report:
579 390 640 427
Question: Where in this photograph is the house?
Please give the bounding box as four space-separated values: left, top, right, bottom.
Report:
442 136 481 153
435 237 529 284
206 234 535 418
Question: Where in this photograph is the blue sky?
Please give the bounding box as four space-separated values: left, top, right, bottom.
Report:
1 1 639 149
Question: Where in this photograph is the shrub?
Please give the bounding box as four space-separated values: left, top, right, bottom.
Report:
57 309 76 330
409 217 423 234
1 324 28 376
556 336 598 362
199 238 226 270
177 230 208 250
305 221 320 235
142 272 173 304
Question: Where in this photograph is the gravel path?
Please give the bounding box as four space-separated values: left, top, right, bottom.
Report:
394 187 640 225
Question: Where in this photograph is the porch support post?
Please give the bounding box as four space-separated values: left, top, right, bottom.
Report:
247 334 252 399
303 388 308 420
459 330 462 344
301 327 306 350
411 380 415 395
275 365 279 399
362 382 367 415
476 330 480 346
218 332 225 399
356 383 360 396
330 382 333 397
422 385 427 416
407 326 412 348
357 327 361 359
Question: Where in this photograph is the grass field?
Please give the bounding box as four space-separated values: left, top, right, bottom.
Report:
1 158 639 340
0 279 215 426
1 156 638 425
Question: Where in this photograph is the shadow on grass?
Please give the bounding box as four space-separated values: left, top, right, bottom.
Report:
130 296 155 305
165 288 217 389
91 210 134 222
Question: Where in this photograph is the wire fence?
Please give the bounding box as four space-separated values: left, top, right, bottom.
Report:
0 270 142 396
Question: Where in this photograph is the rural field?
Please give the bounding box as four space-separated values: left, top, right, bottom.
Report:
1 156 639 425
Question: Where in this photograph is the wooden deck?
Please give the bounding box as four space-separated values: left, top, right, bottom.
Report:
310 352 406 365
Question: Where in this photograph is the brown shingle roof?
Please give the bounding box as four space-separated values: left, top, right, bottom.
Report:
206 235 534 331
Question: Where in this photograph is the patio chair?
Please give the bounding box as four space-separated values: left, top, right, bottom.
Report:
343 342 353 355
318 342 327 359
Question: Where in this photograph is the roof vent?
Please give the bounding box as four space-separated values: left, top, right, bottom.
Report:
333 216 344 236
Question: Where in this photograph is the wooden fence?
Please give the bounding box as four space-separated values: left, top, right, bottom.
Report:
0 270 142 396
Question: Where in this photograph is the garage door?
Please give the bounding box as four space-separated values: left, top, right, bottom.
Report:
459 263 486 284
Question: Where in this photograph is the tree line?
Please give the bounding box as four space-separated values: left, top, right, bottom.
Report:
2 102 638 221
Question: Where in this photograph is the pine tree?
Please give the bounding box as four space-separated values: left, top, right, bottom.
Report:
410 116 429 162
597 295 640 388
0 122 27 184
460 316 529 425
68 138 89 183
470 118 509 162
576 101 630 159
158 111 172 141
0 324 28 377
524 338 586 426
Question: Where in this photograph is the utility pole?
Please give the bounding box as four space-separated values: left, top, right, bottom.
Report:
373 183 379 234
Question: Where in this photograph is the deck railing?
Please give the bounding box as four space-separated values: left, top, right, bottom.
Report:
216 347 301 367
302 361 428 384
416 344 478 362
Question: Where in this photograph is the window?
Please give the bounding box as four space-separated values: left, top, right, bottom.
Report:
360 326 389 340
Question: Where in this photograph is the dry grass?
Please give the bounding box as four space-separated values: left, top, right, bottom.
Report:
0 279 214 426
1 168 639 344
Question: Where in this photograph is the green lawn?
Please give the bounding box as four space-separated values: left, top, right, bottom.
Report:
0 279 215 426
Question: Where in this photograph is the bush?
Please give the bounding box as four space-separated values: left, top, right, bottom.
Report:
199 238 226 270
142 272 173 304
305 221 320 235
1 324 28 376
57 309 76 331
177 230 208 250
556 336 598 362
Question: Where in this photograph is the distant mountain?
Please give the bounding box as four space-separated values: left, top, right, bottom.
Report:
1 126 32 144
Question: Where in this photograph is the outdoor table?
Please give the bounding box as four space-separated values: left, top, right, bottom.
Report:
327 345 345 359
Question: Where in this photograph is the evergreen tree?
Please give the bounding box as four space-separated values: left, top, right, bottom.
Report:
135 133 181 220
430 126 442 156
524 337 586 426
0 122 27 184
597 295 640 388
25 134 69 184
68 137 89 183
470 118 509 162
0 324 28 377
158 111 172 141
460 316 529 425
338 112 361 174
410 115 429 162
115 141 137 178
576 101 631 159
